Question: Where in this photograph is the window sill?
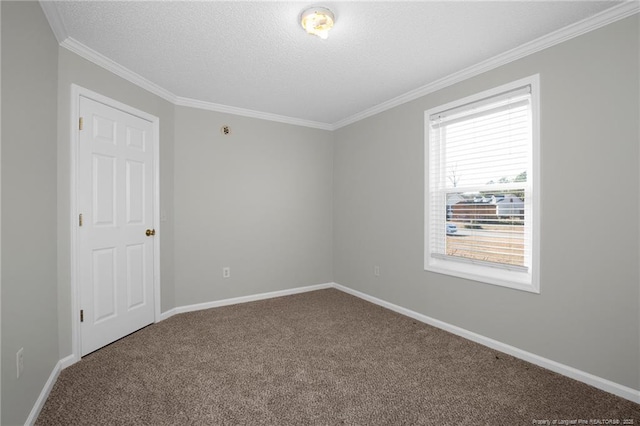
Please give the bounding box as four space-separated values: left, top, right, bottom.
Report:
425 256 539 294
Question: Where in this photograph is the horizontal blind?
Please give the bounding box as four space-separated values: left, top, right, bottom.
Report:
429 85 532 271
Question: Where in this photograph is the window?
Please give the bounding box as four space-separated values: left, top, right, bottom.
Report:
425 75 540 293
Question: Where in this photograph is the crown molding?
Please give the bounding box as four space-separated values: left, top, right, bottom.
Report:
332 1 640 130
174 97 334 131
39 1 68 44
41 1 638 131
61 36 333 130
60 37 178 104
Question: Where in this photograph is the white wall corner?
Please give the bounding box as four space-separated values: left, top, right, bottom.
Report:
38 1 68 44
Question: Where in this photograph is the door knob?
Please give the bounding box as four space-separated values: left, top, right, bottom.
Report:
146 229 156 236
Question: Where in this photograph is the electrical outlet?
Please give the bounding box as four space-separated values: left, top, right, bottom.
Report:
17 348 24 379
374 265 380 276
223 267 231 278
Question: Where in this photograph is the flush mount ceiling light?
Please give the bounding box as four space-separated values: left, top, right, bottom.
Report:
300 7 335 40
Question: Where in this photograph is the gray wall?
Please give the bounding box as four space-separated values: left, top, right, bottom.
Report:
1 2 60 424
333 15 640 390
56 48 176 357
173 107 333 306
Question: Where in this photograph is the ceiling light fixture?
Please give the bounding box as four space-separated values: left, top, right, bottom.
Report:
300 7 335 40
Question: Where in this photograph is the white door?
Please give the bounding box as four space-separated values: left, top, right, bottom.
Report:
78 96 155 356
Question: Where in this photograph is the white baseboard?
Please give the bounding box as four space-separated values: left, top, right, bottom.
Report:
159 282 333 321
59 353 79 370
35 280 638 425
25 354 74 426
332 282 640 404
159 307 177 321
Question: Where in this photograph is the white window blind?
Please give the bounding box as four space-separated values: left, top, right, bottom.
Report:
425 76 539 292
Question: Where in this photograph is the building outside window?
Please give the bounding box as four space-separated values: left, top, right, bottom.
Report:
425 75 540 293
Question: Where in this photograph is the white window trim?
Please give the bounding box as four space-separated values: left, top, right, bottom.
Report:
424 75 541 294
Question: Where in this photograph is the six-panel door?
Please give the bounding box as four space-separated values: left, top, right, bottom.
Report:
78 96 155 356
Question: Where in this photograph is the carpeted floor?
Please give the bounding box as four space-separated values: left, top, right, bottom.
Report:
37 288 640 425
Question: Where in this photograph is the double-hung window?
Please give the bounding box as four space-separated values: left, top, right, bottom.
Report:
425 75 540 293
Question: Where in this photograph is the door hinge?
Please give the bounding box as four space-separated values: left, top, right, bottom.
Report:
80 310 84 322
79 117 84 131
79 213 83 227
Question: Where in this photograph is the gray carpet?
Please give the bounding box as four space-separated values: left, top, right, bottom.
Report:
37 288 640 425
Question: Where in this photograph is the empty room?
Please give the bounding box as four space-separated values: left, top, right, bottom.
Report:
1 1 639 424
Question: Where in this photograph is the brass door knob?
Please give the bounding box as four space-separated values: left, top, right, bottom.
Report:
146 229 156 236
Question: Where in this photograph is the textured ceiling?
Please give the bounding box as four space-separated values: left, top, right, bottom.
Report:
48 1 626 128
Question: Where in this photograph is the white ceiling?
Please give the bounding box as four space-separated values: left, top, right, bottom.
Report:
43 1 633 129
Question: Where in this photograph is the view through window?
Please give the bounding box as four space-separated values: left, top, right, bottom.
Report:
425 75 539 292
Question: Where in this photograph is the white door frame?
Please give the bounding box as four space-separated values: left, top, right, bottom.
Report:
69 84 161 363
